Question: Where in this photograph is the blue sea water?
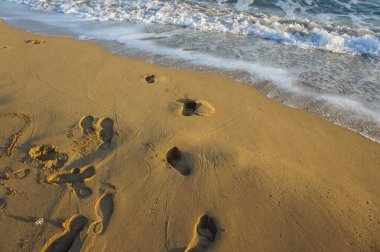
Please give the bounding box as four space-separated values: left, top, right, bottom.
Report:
0 0 379 142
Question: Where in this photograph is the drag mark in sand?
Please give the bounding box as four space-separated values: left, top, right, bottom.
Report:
41 214 88 252
0 113 31 159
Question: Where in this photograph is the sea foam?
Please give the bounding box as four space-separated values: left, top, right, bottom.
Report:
7 0 380 57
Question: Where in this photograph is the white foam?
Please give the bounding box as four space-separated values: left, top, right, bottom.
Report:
6 0 380 57
1 0 379 143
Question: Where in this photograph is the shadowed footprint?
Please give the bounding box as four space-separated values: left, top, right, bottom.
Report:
96 118 114 150
72 183 93 199
42 214 87 252
179 99 215 117
29 145 68 169
182 100 197 116
47 166 95 184
166 147 191 176
13 168 31 179
79 115 95 134
25 39 45 45
144 74 156 84
185 215 218 252
88 192 114 235
0 198 6 213
0 170 10 180
74 115 116 154
47 166 95 199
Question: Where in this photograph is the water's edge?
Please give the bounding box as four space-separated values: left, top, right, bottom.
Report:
1 0 379 144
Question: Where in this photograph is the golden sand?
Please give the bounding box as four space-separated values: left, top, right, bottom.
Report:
0 20 379 251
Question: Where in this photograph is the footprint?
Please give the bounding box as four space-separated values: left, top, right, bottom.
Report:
12 168 31 179
0 46 6 49
72 183 93 199
47 166 95 199
88 192 114 235
185 215 218 252
79 115 95 134
29 145 68 169
41 214 87 252
0 170 10 180
75 116 115 152
166 147 191 176
179 99 215 117
47 166 95 185
0 198 6 212
144 74 156 84
0 113 31 159
25 39 45 45
96 117 115 150
0 167 12 180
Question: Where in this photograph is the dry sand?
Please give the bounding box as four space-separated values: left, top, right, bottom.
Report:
0 20 379 252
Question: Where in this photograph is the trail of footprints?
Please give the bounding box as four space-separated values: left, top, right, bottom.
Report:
41 192 115 252
3 70 219 251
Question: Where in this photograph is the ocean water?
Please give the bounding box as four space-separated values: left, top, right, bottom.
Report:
0 0 379 142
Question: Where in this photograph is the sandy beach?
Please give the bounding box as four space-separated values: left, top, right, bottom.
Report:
0 19 379 251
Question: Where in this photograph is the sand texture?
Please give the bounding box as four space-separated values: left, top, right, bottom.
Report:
0 20 379 251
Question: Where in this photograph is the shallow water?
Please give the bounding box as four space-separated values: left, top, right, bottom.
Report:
0 0 379 142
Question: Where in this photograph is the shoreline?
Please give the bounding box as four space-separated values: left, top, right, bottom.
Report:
1 6 378 145
0 19 379 251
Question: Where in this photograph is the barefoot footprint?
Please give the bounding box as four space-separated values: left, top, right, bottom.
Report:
76 116 115 151
12 168 31 179
29 145 68 169
96 117 115 150
185 214 218 252
47 166 95 199
166 147 191 176
88 192 114 235
79 115 95 134
179 99 215 117
41 214 87 252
